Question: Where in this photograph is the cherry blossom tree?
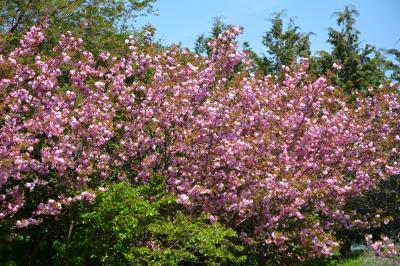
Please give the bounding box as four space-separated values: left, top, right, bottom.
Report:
0 24 398 262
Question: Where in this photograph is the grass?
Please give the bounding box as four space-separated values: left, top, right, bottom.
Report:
356 252 400 266
304 250 399 266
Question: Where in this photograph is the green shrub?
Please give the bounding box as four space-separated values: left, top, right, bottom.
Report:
53 181 246 265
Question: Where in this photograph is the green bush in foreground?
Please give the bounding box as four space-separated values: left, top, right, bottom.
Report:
53 180 246 265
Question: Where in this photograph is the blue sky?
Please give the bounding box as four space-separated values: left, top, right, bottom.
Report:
136 0 400 55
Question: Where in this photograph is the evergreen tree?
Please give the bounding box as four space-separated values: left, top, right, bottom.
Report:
386 48 400 82
315 5 390 93
194 16 228 56
262 10 312 73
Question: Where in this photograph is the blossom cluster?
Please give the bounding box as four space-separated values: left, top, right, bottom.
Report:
0 24 399 260
365 234 398 257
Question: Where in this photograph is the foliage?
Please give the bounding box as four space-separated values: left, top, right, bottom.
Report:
53 181 245 265
261 10 312 73
386 48 400 82
0 20 399 265
237 6 397 91
194 16 228 56
313 5 391 93
343 173 400 244
0 0 156 54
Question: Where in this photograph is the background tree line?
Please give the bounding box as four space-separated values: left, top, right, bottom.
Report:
195 5 400 93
